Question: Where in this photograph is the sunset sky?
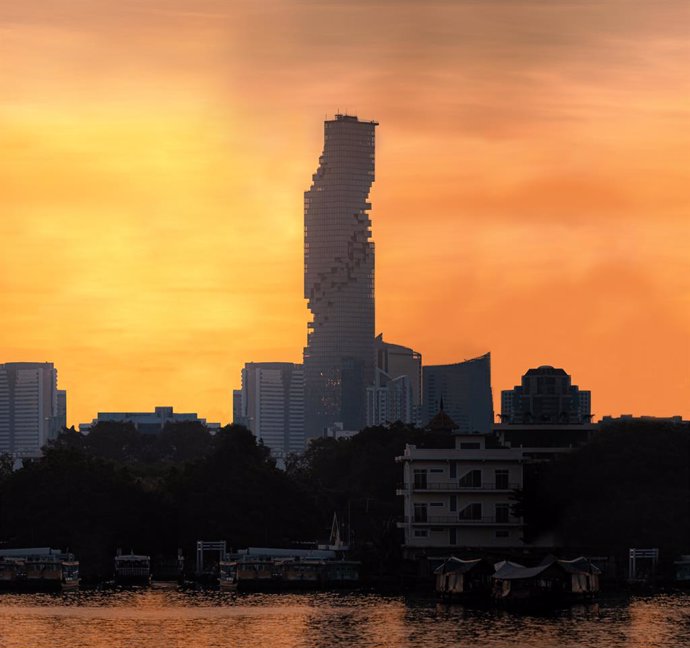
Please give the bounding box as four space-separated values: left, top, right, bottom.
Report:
1 0 688 426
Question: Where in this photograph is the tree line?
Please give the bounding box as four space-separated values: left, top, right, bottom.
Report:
0 418 687 580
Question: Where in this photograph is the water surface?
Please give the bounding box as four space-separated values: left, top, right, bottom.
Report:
0 589 687 648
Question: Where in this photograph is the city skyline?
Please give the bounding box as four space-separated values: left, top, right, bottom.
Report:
2 1 688 426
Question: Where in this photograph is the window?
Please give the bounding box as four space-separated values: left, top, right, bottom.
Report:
450 495 457 512
449 528 457 545
413 529 429 538
460 442 480 450
449 461 457 479
413 503 427 523
459 470 481 488
495 530 509 538
495 470 509 490
496 503 510 523
459 503 482 520
430 468 443 474
413 470 427 489
430 502 443 507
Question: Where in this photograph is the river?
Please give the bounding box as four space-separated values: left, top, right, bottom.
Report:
0 589 687 648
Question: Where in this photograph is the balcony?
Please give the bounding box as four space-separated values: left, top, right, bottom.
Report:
397 481 520 493
400 515 522 527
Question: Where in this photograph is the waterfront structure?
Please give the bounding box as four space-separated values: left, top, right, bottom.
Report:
79 406 219 434
367 335 422 427
500 366 591 425
303 114 378 439
397 409 597 560
237 362 305 458
422 353 493 434
0 362 64 458
397 430 526 555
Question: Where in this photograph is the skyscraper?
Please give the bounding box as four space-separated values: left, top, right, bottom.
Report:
303 114 377 438
422 353 494 434
237 362 305 458
0 362 64 458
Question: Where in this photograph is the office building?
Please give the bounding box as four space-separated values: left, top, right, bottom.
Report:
366 335 422 427
422 353 493 434
237 362 305 458
0 362 64 458
303 114 378 438
80 406 219 434
500 365 591 425
232 389 245 428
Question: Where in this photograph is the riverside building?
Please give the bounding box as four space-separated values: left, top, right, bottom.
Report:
303 114 378 439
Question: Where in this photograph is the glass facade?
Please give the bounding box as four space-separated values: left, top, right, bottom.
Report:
423 353 494 434
303 115 377 438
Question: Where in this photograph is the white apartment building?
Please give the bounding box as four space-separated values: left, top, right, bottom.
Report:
397 434 526 557
0 362 64 458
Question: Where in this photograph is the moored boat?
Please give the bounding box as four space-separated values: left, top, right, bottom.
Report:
218 560 238 591
0 548 79 592
114 554 151 587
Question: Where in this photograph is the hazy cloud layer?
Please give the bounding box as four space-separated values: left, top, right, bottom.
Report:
1 0 688 423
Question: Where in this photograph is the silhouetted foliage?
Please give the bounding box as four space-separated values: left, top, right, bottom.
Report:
519 420 690 553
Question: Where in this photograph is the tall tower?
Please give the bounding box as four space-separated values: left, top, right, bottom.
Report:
303 114 377 438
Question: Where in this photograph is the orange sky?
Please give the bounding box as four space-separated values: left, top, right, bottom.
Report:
1 0 688 426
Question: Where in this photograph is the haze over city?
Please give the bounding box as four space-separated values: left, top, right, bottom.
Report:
2 0 688 427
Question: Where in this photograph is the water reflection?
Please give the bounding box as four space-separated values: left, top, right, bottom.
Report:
0 590 687 648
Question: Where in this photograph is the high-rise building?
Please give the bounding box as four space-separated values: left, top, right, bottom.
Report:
0 362 64 458
303 114 378 438
232 389 244 428
500 365 592 425
422 353 494 434
238 362 305 458
367 335 423 426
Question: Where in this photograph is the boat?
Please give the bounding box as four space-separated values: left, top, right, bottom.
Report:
279 558 326 589
114 554 151 587
434 557 493 602
235 557 280 591
218 560 238 591
492 556 600 605
0 557 24 591
0 548 79 592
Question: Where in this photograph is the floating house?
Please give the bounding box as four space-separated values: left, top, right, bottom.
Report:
492 556 600 603
434 557 493 600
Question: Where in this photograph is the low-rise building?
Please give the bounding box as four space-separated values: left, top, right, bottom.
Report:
80 406 219 434
397 433 525 556
396 408 597 560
